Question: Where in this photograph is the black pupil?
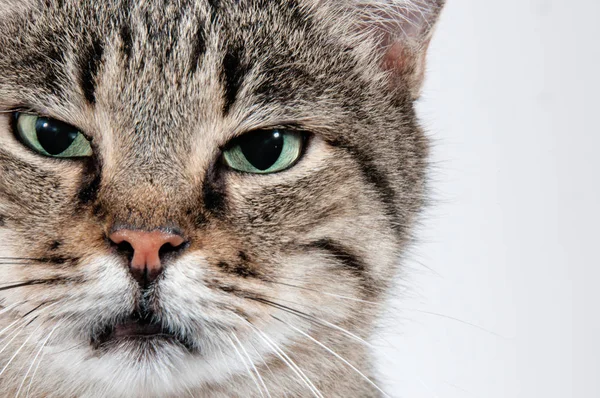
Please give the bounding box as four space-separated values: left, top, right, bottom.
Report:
238 130 284 171
35 117 79 155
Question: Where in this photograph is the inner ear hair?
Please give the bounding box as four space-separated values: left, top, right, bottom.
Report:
352 0 446 99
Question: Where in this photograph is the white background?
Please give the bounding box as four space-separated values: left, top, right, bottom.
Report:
374 1 599 397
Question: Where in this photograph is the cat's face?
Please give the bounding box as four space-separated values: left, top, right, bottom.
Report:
0 0 442 396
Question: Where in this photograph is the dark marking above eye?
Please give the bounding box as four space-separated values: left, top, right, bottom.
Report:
44 43 68 98
119 24 133 62
189 25 206 75
221 45 250 115
207 0 220 22
80 38 105 104
0 215 5 227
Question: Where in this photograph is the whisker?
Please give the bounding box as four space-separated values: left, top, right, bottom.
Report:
246 335 284 397
234 315 323 398
0 319 29 357
0 320 44 378
395 308 507 339
259 282 504 338
0 257 45 261
0 318 29 348
184 385 195 398
272 315 390 398
225 334 265 398
246 297 374 349
0 279 68 292
50 342 87 355
231 331 272 398
0 301 28 317
24 322 62 398
0 302 54 344
265 280 380 306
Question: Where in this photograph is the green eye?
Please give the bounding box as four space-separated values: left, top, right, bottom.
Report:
223 129 305 174
14 113 92 158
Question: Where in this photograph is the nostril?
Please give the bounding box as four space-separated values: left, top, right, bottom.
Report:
158 240 187 261
112 240 135 260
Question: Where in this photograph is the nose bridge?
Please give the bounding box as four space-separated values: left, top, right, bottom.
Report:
99 163 189 230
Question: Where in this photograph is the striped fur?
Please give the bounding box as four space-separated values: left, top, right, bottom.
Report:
0 0 443 396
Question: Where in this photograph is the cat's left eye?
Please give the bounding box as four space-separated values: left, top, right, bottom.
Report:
222 129 306 174
13 113 92 158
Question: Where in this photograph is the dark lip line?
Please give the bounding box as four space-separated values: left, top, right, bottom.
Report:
91 318 197 353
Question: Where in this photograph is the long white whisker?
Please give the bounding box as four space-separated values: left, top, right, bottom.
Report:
0 317 27 341
25 315 65 398
230 313 322 398
255 298 375 349
0 319 29 355
184 383 195 398
226 334 265 398
395 308 507 339
251 326 323 398
17 321 62 398
0 301 27 317
0 321 44 377
247 337 286 397
231 331 272 398
273 315 390 398
273 280 379 305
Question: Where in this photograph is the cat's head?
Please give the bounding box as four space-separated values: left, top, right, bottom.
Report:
0 0 443 396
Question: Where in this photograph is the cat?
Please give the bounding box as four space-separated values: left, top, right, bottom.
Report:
0 0 444 396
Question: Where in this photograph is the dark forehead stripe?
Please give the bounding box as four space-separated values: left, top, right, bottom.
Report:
119 23 133 63
189 25 206 75
221 44 250 115
80 37 105 104
10 28 69 99
207 0 220 22
43 40 68 98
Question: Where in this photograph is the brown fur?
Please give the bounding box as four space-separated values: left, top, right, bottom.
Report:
0 0 444 396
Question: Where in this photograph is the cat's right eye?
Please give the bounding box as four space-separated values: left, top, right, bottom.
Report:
13 113 93 158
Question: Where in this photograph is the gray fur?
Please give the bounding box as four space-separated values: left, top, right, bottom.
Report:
0 0 444 396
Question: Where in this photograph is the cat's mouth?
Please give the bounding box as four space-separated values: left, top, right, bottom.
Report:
92 312 195 352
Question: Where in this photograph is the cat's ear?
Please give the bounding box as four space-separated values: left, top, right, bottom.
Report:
353 0 445 99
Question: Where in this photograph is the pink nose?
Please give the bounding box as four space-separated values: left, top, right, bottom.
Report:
109 230 185 284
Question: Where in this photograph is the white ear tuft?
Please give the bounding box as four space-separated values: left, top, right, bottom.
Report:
332 0 445 98
354 0 445 44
